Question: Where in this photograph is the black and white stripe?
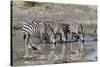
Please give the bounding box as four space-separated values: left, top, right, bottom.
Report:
66 23 84 42
22 20 57 58
22 20 56 44
22 23 34 35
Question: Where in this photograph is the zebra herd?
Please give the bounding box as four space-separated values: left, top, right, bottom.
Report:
22 20 84 58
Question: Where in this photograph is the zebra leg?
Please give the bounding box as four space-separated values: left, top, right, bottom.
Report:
26 35 39 57
71 33 74 41
23 34 30 58
50 35 56 49
40 33 46 43
70 32 73 42
29 37 38 50
28 38 37 57
79 33 84 42
61 32 66 43
45 34 50 44
40 34 43 43
67 32 72 42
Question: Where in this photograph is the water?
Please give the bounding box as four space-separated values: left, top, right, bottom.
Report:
84 35 97 61
12 30 97 66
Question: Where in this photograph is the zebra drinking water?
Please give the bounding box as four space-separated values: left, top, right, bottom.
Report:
67 24 84 42
22 20 56 58
22 19 84 58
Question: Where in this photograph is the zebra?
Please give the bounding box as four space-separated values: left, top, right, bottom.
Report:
53 23 66 43
44 21 67 43
53 23 84 42
66 23 84 42
22 20 56 58
41 22 84 43
66 23 85 56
